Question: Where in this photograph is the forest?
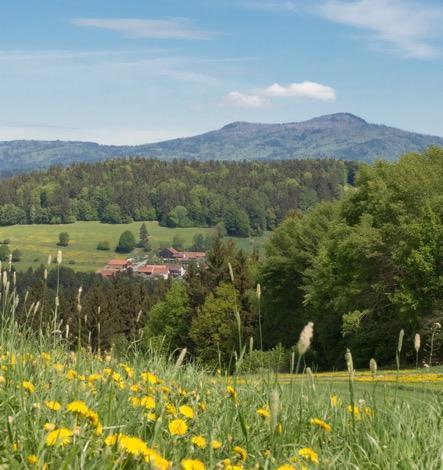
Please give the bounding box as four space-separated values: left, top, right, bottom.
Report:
142 147 443 368
10 147 443 370
0 158 353 236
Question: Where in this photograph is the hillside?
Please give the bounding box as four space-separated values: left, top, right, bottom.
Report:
1 113 442 173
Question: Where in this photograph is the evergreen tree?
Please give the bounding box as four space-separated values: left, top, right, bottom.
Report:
116 231 135 253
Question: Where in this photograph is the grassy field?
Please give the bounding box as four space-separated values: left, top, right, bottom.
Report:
0 266 442 469
0 330 442 469
0 222 269 272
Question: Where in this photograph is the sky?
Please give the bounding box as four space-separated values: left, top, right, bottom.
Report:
0 0 442 144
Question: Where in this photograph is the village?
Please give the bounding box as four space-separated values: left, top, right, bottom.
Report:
98 247 206 280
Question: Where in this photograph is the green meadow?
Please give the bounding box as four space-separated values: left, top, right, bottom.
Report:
0 222 269 272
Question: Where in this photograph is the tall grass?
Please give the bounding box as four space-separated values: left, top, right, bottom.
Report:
0 266 442 469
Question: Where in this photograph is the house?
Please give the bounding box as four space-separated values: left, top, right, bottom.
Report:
167 264 186 277
137 265 170 280
98 268 118 279
159 247 206 265
106 259 132 270
158 247 179 260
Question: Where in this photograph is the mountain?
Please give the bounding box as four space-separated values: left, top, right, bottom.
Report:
1 113 442 174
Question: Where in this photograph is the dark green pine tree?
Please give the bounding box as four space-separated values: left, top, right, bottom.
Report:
139 223 151 251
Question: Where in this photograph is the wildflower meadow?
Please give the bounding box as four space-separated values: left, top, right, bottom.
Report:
0 261 442 469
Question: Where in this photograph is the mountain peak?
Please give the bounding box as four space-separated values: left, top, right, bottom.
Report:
308 113 368 126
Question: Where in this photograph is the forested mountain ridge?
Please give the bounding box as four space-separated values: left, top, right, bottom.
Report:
0 158 352 236
1 113 442 174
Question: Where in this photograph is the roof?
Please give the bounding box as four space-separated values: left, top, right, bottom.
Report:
138 265 169 275
107 259 130 266
167 264 184 272
181 252 206 259
99 269 117 278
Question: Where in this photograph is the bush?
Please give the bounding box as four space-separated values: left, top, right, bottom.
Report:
57 232 70 247
3 239 10 245
116 231 135 253
0 245 10 261
96 241 111 251
11 249 22 262
240 345 290 374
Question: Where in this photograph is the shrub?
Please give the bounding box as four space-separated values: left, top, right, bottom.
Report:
0 245 10 261
240 345 290 374
11 249 22 262
57 232 70 247
3 239 10 245
96 241 111 251
116 231 135 253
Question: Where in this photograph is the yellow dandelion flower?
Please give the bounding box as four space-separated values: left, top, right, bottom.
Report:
169 418 188 436
211 439 222 450
53 363 64 373
256 407 270 419
95 422 103 436
145 451 171 470
130 396 141 407
67 400 90 416
41 352 51 362
119 435 150 456
141 372 158 384
191 435 207 449
330 395 340 407
0 375 6 384
45 400 61 411
140 396 156 410
86 410 100 427
46 428 73 447
22 381 35 393
44 422 56 432
104 434 118 446
226 386 237 400
364 406 374 418
276 466 295 470
179 405 194 419
27 454 38 465
298 447 319 465
66 369 77 380
165 403 177 415
182 459 206 470
145 412 157 421
223 459 242 470
233 446 247 461
347 404 361 419
88 374 102 383
309 418 332 432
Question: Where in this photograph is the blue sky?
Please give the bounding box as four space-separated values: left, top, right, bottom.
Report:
0 0 442 144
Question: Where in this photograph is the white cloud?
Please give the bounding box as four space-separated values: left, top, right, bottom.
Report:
224 80 336 107
318 0 443 59
223 91 267 108
71 18 215 40
263 81 336 101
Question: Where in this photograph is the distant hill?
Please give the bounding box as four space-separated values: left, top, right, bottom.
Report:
1 113 442 174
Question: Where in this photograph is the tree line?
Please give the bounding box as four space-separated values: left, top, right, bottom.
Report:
0 158 353 237
143 147 443 369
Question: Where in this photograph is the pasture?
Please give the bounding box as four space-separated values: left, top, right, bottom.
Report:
0 222 268 272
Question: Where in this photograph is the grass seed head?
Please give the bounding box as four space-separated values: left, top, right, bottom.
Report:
414 333 421 353
369 358 377 376
297 321 314 356
397 329 404 353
